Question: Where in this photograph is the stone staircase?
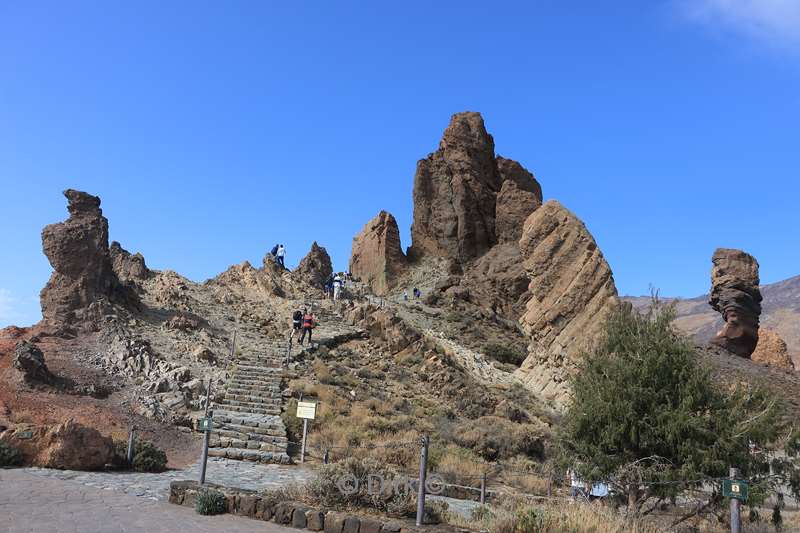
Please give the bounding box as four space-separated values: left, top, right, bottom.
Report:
208 339 292 464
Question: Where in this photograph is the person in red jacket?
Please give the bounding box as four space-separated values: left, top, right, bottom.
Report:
298 309 316 346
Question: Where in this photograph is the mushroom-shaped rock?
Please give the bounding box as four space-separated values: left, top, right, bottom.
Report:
708 248 762 357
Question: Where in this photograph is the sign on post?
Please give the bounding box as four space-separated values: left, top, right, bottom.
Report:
16 430 33 440
296 401 317 420
723 479 749 502
198 418 213 432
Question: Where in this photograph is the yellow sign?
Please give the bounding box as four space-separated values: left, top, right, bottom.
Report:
296 401 317 420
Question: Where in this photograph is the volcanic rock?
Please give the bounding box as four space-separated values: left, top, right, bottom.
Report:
294 242 333 289
110 241 150 285
515 200 619 407
12 341 56 386
751 328 794 370
409 112 541 264
709 248 762 357
39 190 136 333
459 243 530 318
350 211 407 295
0 419 115 470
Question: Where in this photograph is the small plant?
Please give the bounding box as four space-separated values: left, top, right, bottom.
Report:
0 442 23 467
114 439 167 472
195 488 226 515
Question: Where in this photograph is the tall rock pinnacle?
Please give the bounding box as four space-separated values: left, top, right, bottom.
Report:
709 248 762 357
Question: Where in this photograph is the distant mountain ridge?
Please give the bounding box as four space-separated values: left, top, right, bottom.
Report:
623 275 800 369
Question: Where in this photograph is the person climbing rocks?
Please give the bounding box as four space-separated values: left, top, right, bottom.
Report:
333 273 342 301
292 309 303 340
276 244 286 268
270 244 279 257
298 308 316 346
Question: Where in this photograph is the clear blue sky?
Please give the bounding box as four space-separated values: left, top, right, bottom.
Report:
2 1 799 327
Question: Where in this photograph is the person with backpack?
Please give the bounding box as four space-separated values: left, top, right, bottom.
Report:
270 243 279 257
276 244 286 268
298 309 315 346
333 273 342 301
291 309 303 340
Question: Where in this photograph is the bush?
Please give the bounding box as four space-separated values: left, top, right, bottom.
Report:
114 439 167 472
307 457 415 516
482 343 526 366
195 489 226 515
453 416 544 461
0 442 23 467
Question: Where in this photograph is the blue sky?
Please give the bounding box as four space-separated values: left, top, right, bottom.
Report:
1 1 799 327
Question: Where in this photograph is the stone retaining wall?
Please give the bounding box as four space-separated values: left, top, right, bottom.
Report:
169 480 471 533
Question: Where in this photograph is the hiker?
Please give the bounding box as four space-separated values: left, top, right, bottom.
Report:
403 289 408 301
270 243 279 257
324 276 334 299
298 309 315 346
333 273 342 300
413 287 420 299
291 309 303 340
276 244 286 268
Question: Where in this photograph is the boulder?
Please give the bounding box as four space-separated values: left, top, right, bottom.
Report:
12 341 56 386
408 112 541 265
294 242 333 289
751 328 795 370
708 248 762 357
0 419 115 470
39 190 137 333
349 211 407 295
515 200 619 408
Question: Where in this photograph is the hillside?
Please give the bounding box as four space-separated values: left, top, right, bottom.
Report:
624 274 800 368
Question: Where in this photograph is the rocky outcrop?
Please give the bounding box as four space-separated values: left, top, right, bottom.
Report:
344 303 420 354
459 243 530 318
349 211 407 295
40 190 137 333
709 248 762 358
294 242 333 289
0 420 115 470
12 341 56 386
409 112 541 264
110 241 150 285
514 200 619 408
751 328 795 370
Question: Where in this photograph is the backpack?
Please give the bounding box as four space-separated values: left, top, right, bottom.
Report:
293 310 302 321
271 244 279 256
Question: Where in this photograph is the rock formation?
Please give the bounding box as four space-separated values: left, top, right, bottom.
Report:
709 248 762 357
751 328 794 370
40 190 136 333
409 112 541 264
0 420 115 470
13 341 56 386
350 211 407 295
514 200 620 407
110 241 150 285
294 241 333 289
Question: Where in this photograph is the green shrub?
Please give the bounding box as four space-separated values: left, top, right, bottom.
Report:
482 343 526 366
0 442 23 467
195 488 226 515
114 439 167 472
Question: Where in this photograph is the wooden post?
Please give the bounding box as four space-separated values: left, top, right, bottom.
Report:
416 435 429 527
547 475 552 497
730 467 741 533
300 418 309 464
480 473 486 505
323 448 329 464
126 427 136 467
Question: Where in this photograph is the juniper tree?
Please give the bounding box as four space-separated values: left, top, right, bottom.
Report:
558 298 795 518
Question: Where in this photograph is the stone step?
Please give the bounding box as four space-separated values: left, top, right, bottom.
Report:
236 364 283 372
228 377 281 387
215 428 288 444
219 421 284 436
225 391 282 401
207 447 291 465
209 434 288 452
214 404 281 416
217 398 282 409
225 384 281 394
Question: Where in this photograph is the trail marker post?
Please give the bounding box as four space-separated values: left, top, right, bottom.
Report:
296 400 316 463
480 473 486 505
727 467 743 533
416 435 429 527
126 426 136 466
199 378 212 484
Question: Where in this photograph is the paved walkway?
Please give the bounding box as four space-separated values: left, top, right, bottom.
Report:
0 468 297 533
20 457 314 501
